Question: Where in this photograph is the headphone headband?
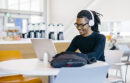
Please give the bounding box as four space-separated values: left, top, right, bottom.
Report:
88 10 94 26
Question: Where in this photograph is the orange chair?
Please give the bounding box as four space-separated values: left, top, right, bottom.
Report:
0 51 42 83
0 74 42 83
0 50 23 61
106 35 112 41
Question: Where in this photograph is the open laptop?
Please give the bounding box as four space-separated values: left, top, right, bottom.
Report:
31 39 57 61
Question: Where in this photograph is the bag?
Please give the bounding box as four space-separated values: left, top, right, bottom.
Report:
50 51 96 68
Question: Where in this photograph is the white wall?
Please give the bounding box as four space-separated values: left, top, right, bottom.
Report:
49 0 96 40
90 0 130 21
50 0 93 24
48 0 130 40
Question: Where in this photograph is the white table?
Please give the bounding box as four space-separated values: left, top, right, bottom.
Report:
0 58 108 83
0 58 108 76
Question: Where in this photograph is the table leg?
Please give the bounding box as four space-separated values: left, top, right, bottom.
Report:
49 76 56 83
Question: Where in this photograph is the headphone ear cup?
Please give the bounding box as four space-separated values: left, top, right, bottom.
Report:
89 20 94 27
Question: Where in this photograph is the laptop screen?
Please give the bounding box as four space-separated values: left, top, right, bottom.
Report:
31 39 57 61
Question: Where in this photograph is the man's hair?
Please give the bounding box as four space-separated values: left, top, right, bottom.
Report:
77 10 102 33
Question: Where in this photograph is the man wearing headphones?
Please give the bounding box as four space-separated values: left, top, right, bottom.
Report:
66 10 106 61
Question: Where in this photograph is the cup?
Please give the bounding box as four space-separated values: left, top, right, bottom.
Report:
43 52 48 63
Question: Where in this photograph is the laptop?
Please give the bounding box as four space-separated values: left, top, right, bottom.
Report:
31 39 57 61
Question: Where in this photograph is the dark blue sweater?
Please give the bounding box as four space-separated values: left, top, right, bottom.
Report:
66 32 106 61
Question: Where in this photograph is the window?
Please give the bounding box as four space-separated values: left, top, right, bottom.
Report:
8 0 19 10
0 0 7 9
7 0 44 23
100 21 130 36
7 0 43 12
20 0 30 11
31 0 41 12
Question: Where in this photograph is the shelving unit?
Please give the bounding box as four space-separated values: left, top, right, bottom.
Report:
2 29 21 40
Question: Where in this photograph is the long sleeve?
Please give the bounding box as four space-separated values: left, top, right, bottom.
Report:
66 32 106 61
86 35 106 60
66 36 78 52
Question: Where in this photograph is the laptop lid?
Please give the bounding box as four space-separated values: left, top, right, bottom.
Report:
31 39 57 61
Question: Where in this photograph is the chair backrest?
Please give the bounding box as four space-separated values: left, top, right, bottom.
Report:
118 44 130 56
104 50 123 64
104 50 124 81
0 74 23 81
118 45 129 52
104 50 123 78
54 65 109 83
0 74 42 83
0 50 23 61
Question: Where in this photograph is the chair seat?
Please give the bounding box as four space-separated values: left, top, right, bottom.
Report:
106 77 124 83
0 50 23 61
0 74 42 83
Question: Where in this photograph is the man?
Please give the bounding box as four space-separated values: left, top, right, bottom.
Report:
66 10 106 61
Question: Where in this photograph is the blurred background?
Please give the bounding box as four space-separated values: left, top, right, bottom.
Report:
0 0 130 83
0 0 130 43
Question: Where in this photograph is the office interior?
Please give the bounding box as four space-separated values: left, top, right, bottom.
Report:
0 0 130 83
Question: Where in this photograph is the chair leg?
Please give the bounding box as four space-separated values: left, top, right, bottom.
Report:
124 65 128 83
49 76 56 83
122 80 125 83
124 54 130 83
116 70 118 77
